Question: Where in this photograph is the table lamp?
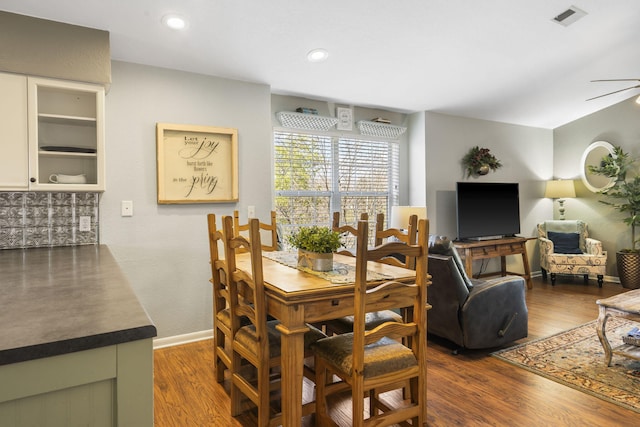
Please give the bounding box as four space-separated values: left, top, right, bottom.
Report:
390 206 427 229
544 179 576 220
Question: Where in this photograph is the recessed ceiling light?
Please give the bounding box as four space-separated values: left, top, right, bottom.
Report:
307 48 329 63
162 14 188 30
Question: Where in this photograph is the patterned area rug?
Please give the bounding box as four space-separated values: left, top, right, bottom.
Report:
492 317 640 413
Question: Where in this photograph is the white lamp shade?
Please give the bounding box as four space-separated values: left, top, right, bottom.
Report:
390 206 427 229
544 179 576 199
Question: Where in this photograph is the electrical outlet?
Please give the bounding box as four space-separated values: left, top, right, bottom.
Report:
79 216 91 232
121 200 133 217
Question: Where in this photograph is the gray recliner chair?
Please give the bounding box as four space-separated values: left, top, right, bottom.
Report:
427 236 528 350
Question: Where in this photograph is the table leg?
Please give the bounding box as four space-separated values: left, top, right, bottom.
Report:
520 247 533 289
462 248 473 279
275 309 308 427
596 306 612 367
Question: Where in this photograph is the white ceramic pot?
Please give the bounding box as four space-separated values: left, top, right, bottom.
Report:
297 249 333 272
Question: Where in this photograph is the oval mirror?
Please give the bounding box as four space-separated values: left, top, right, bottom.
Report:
580 140 617 192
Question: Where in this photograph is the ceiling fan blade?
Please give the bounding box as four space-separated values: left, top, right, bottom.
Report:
591 79 640 82
586 85 640 101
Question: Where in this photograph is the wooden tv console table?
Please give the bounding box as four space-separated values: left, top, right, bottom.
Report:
453 237 534 289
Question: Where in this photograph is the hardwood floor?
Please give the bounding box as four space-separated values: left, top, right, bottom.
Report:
154 276 640 426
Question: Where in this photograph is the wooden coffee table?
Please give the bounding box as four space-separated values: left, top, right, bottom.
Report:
596 289 640 366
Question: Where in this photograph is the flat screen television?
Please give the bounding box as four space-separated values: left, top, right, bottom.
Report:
456 182 521 240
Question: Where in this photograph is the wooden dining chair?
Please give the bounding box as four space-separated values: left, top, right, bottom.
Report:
207 213 246 390
208 212 277 391
233 210 278 252
221 215 325 426
332 211 368 256
313 219 429 427
324 211 418 336
374 212 418 270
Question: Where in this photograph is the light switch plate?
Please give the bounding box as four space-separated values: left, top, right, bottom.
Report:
248 205 256 218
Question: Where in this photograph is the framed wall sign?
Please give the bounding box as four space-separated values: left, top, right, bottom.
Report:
336 107 353 131
156 123 238 204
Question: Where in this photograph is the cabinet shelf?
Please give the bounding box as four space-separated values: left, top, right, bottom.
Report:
38 113 96 126
39 150 97 159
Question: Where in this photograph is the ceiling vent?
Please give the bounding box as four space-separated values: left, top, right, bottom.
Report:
552 6 587 26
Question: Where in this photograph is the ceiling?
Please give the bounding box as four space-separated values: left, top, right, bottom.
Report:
3 0 640 129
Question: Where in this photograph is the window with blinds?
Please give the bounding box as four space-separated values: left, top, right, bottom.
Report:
274 130 399 246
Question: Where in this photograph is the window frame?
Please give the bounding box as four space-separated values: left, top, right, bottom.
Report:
274 129 399 246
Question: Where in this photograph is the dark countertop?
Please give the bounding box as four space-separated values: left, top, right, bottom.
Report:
0 245 157 365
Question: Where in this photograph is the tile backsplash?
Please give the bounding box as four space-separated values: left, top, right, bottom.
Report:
0 192 100 250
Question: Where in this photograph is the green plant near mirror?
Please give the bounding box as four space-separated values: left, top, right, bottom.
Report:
588 145 632 181
462 146 502 178
588 146 640 252
589 145 640 289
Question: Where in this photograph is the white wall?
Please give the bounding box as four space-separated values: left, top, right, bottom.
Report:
408 112 426 206
101 61 272 339
553 96 640 275
415 111 553 273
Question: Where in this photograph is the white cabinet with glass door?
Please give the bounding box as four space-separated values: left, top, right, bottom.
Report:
27 77 105 191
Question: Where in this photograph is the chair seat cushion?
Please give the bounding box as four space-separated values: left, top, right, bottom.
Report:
545 252 606 264
235 320 326 357
547 231 582 254
217 307 277 328
312 333 417 378
216 308 252 328
325 310 403 332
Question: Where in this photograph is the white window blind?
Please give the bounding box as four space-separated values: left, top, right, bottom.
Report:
274 130 399 247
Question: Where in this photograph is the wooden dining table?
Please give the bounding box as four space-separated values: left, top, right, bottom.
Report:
235 251 418 427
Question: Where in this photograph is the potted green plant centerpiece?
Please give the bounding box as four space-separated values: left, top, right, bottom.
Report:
462 146 502 178
589 145 640 289
287 226 342 272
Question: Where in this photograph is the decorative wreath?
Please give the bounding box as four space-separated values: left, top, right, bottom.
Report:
462 146 502 178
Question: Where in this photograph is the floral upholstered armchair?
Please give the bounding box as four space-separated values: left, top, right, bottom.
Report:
537 220 607 287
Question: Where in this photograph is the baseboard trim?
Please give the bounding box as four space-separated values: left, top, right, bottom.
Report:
605 274 619 284
153 329 213 350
